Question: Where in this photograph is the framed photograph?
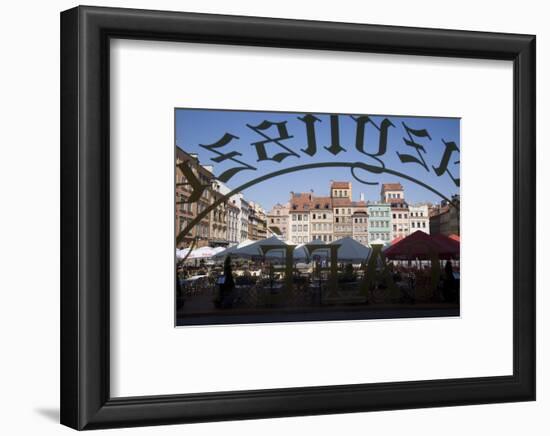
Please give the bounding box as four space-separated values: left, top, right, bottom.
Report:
174 108 461 326
61 6 535 430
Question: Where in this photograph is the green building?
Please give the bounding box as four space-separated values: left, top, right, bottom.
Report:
367 203 392 244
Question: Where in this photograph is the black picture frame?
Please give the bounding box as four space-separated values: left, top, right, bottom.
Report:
60 6 536 430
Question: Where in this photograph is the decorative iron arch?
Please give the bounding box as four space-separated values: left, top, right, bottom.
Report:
176 161 459 245
176 162 459 244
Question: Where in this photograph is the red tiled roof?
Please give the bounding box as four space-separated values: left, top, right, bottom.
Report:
311 196 332 209
290 192 313 212
381 183 404 192
331 181 351 189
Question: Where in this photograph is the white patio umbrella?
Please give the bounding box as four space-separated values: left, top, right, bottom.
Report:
293 239 330 262
330 237 372 262
187 246 218 259
213 239 255 259
230 235 289 258
176 247 191 260
212 246 225 255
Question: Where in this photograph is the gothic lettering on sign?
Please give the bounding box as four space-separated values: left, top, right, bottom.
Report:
179 113 459 244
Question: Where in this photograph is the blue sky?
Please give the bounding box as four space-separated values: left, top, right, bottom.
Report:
175 108 460 211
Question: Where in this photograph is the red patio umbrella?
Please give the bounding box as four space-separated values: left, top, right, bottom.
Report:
432 233 460 255
384 231 460 260
390 235 405 245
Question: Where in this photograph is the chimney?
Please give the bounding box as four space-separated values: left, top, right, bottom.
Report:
360 192 365 202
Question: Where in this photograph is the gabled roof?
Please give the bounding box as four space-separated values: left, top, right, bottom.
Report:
311 196 332 209
290 192 312 212
331 181 351 189
381 182 404 192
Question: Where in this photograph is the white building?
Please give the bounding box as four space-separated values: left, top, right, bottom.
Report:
390 202 409 240
239 196 249 242
381 182 411 241
310 196 333 242
331 181 354 239
216 181 241 245
226 198 240 245
267 203 290 240
352 209 369 245
381 182 405 203
408 204 430 234
288 192 311 244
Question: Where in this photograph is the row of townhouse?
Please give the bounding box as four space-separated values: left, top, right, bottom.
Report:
175 147 267 249
266 181 433 246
